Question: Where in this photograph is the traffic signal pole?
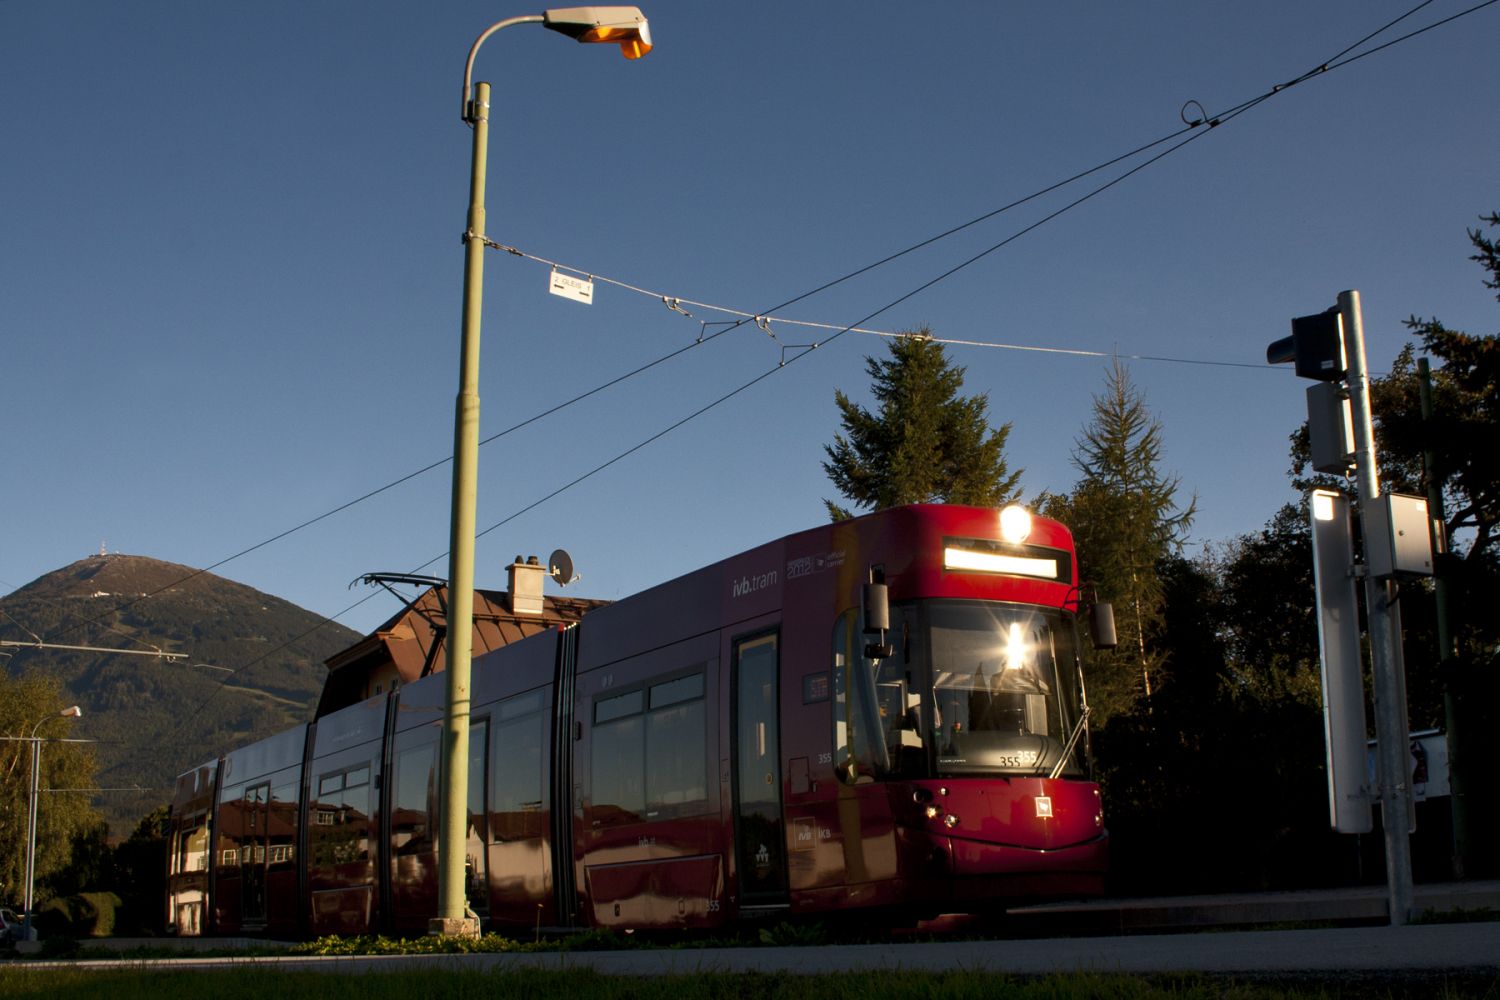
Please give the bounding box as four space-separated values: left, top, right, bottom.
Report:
1340 290 1416 925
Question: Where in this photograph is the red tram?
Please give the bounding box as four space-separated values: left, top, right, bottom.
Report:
168 503 1113 936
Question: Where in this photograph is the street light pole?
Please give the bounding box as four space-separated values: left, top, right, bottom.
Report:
436 7 652 938
22 705 81 941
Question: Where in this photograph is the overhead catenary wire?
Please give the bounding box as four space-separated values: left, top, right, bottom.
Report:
496 248 1284 374
72 0 1489 761
107 0 1482 753
39 0 1474 644
150 589 386 752
19 71 1249 658
410 0 1462 575
481 1 1499 370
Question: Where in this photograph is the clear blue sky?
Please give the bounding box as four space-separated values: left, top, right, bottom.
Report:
4 1 1496 639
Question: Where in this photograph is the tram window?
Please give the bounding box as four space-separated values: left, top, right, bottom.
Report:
592 711 645 820
247 783 268 830
492 700 546 841
595 689 643 724
175 812 210 874
591 669 708 825
215 784 244 872
873 616 928 780
650 673 702 709
466 718 490 910
498 688 545 720
270 779 299 868
392 741 437 856
645 673 706 811
309 762 372 867
832 611 887 782
468 718 488 841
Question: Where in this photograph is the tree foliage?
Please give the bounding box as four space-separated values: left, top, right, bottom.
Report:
822 330 1021 520
1289 211 1500 685
106 805 170 935
1099 210 1500 888
0 672 101 909
1043 360 1195 722
1213 503 1322 702
1398 211 1500 563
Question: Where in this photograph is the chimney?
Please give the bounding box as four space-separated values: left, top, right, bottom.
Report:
508 555 545 616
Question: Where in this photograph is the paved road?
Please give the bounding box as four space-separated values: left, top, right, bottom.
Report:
1011 878 1500 933
42 922 1500 976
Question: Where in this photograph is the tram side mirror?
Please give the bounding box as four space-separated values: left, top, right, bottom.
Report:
862 581 889 634
862 580 894 659
1089 602 1117 650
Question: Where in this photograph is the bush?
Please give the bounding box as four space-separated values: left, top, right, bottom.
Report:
35 892 122 938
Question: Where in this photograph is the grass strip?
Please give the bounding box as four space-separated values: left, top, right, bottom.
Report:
1 967 1497 1000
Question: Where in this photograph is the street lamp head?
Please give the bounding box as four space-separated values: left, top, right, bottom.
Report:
29 704 81 738
462 6 653 122
543 6 652 58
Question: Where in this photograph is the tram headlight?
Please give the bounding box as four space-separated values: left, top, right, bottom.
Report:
925 804 942 820
999 504 1032 544
943 814 961 829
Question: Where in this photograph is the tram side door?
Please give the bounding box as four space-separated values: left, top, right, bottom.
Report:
732 631 788 906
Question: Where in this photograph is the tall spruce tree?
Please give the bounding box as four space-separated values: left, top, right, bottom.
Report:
1044 360 1194 722
822 330 1021 520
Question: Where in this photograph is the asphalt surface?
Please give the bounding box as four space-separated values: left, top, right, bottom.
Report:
1010 878 1500 934
20 881 1499 977
24 922 1500 976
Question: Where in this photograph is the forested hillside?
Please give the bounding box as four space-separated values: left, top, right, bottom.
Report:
1 554 359 834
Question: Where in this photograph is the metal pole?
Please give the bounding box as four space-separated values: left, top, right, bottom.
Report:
434 75 492 939
1340 289 1415 925
23 736 40 940
1419 357 1467 876
436 8 648 936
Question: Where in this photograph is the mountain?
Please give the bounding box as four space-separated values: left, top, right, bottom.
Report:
0 554 360 835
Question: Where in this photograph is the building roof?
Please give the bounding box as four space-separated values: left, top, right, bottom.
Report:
316 582 607 717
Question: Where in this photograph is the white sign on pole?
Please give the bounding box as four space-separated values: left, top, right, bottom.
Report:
1310 488 1373 834
549 270 594 305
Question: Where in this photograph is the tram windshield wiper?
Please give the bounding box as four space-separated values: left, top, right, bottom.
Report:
1046 705 1091 780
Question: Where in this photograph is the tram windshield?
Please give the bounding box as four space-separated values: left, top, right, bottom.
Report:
835 599 1087 781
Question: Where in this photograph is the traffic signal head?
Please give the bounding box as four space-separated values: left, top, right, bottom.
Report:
1267 308 1346 381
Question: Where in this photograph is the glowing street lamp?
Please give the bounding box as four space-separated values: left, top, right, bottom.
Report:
436 6 652 939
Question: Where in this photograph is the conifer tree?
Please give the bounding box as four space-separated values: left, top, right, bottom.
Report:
1045 360 1194 722
822 330 1021 519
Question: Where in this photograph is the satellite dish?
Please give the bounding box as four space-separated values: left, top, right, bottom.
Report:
548 549 578 587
